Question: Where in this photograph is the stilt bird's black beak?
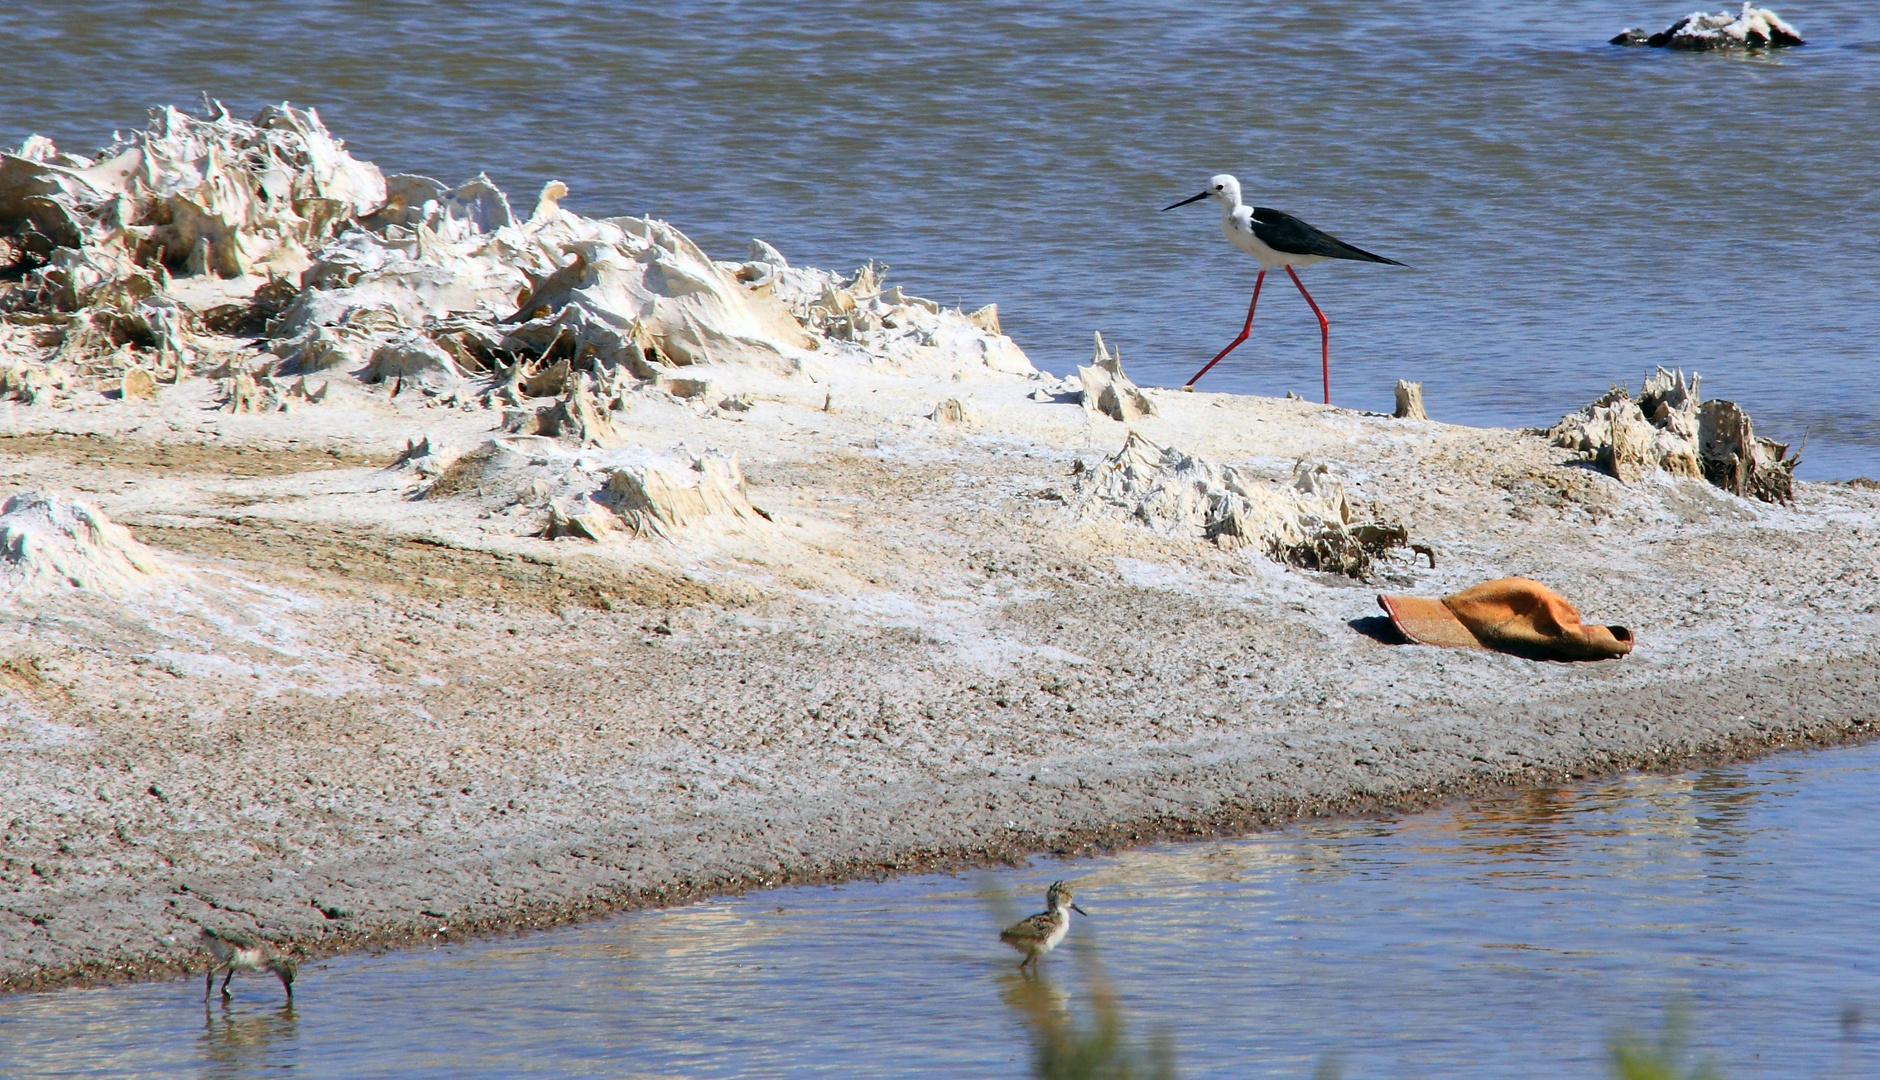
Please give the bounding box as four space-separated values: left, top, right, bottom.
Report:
1162 191 1210 211
1071 903 1089 916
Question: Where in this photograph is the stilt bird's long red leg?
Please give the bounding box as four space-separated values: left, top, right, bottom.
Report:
1285 266 1331 405
1185 270 1264 387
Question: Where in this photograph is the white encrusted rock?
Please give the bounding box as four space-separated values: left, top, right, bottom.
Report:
930 397 974 425
0 102 386 294
2 101 1042 424
1548 368 1705 483
602 454 767 538
541 498 617 542
1613 4 1803 49
364 331 462 385
1547 367 1794 501
1070 432 1401 577
0 492 168 600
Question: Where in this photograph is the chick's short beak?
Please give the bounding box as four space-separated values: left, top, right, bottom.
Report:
1071 902 1089 916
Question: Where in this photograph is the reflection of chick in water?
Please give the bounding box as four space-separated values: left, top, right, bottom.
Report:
997 949 1175 1078
1001 963 1071 1020
201 999 298 1068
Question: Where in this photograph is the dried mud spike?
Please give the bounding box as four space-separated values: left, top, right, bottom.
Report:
539 378 622 447
490 356 528 406
1601 395 1653 484
523 358 571 398
529 180 569 225
968 304 1001 335
1393 380 1427 420
52 310 117 366
0 362 59 405
223 367 263 413
1078 332 1155 423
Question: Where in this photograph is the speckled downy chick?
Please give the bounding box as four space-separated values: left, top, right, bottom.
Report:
1000 880 1088 969
200 927 296 1001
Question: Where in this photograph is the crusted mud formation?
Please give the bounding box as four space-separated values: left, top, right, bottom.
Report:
1612 4 1804 49
0 103 1033 421
1068 431 1412 578
1548 367 1797 502
2 104 1876 995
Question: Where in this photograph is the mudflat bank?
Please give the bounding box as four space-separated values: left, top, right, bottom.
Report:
2 104 1877 993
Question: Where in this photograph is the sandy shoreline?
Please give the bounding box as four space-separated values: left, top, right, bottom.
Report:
3 102 1877 996
8 708 1879 998
2 385 1877 995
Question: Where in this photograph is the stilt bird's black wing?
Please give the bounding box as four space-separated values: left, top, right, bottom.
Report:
1250 207 1404 266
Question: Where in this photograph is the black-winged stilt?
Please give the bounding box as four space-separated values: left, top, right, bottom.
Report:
1164 174 1403 404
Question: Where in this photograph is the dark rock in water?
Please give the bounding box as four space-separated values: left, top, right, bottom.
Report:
1613 4 1803 49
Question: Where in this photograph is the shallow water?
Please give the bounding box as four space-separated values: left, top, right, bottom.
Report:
3 2 1877 477
6 740 1880 1078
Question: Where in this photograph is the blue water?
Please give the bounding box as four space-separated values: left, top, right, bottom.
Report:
3 5 1878 1072
5 741 1880 1078
2 1 1877 476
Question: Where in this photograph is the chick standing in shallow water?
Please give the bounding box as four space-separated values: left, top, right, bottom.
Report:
1000 880 1088 969
200 928 296 1001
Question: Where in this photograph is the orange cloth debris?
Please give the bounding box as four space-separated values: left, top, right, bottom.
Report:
1376 577 1633 661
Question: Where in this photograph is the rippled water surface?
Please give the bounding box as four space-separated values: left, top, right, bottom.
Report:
6 741 1880 1078
2 2 1876 475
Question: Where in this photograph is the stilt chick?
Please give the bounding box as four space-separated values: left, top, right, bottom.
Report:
200 927 296 1001
1000 880 1088 970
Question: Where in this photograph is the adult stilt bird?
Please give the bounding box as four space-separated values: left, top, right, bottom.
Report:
1164 174 1403 404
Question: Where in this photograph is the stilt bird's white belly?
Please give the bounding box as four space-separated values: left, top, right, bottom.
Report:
1040 916 1069 952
